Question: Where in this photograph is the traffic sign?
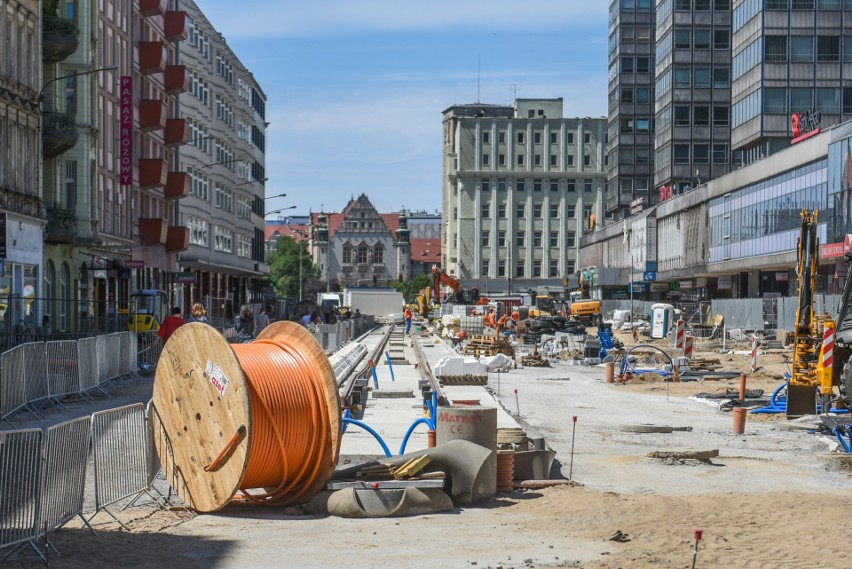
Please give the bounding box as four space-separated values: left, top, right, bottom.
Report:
643 271 656 282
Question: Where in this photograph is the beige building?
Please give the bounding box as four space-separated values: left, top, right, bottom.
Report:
442 98 607 293
0 0 43 337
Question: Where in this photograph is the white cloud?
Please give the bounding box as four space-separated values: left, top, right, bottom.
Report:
201 0 606 39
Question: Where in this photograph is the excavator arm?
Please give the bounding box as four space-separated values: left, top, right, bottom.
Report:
788 210 833 417
432 265 461 295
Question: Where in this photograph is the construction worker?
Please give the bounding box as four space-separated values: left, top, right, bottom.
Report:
471 307 478 317
404 305 413 335
496 313 508 335
486 307 496 329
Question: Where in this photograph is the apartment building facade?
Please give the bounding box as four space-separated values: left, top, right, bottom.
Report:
442 99 607 293
178 0 268 311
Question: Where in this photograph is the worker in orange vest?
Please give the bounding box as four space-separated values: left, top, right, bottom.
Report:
404 305 413 335
496 313 508 334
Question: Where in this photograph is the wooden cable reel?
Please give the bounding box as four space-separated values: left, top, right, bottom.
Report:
151 321 341 512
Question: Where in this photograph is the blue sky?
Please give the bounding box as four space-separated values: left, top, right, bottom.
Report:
197 1 608 216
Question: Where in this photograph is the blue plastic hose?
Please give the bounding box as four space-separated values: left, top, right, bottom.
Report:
341 417 392 458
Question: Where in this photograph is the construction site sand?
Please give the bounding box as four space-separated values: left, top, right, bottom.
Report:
7 335 852 568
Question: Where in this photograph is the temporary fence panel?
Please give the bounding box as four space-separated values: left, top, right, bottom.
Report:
117 332 133 377
711 298 765 331
39 416 91 537
95 335 109 384
90 403 149 522
0 428 43 557
77 337 100 393
0 345 26 421
45 340 80 399
105 333 122 381
22 343 48 406
137 331 162 368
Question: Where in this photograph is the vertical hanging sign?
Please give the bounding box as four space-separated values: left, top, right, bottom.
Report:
119 75 133 186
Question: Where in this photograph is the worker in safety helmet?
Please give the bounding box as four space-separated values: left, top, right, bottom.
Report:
404 305 413 335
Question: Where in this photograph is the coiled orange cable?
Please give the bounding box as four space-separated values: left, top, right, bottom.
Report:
230 339 332 505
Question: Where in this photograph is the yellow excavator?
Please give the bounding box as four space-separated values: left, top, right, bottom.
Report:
127 289 168 334
787 210 835 417
416 286 432 318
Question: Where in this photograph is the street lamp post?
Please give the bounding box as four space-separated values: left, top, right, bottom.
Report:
264 192 286 201
266 206 296 217
293 228 308 302
38 64 119 106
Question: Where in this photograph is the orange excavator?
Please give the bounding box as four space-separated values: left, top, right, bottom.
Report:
432 265 485 305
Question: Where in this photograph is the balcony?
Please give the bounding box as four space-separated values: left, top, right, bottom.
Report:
42 111 79 158
164 11 188 42
139 0 167 17
138 99 166 132
139 158 167 189
166 226 190 252
138 218 168 246
164 65 188 94
164 172 188 199
139 42 167 75
42 15 79 63
44 206 78 244
164 118 188 145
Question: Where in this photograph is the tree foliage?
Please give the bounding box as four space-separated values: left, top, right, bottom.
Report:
303 277 341 303
266 236 319 299
391 274 433 302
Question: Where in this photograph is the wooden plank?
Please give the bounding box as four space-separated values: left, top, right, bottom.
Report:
393 455 431 479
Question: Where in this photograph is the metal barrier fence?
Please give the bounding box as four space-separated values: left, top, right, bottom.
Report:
0 345 28 423
45 340 80 402
77 336 100 394
0 428 43 561
137 331 162 368
23 343 48 406
39 417 93 546
89 403 151 529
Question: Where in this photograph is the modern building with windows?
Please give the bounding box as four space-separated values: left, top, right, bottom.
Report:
441 99 607 293
607 0 656 219
177 0 268 315
731 0 852 166
654 0 733 196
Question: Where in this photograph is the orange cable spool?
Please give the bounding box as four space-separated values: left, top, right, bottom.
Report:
151 322 340 512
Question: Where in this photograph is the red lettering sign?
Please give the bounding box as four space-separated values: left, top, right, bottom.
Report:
658 185 673 202
120 76 133 186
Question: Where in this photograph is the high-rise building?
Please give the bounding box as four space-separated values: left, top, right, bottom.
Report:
178 0 268 312
442 99 607 292
654 0 732 197
731 0 852 166
606 0 656 219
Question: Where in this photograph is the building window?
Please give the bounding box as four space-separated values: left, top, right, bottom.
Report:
534 204 542 218
675 29 691 49
516 232 525 247
674 145 690 164
498 131 506 143
498 179 506 191
534 154 541 166
715 0 731 7
567 155 575 166
550 181 559 192
550 131 558 144
498 260 506 277
566 260 575 274
676 0 691 9
694 68 711 88
584 155 591 167
533 260 542 277
694 106 710 126
713 144 729 164
549 232 558 247
567 180 576 192
817 36 840 62
550 204 559 218
567 133 574 144
357 244 369 264
713 105 730 125
585 179 593 192
636 87 650 104
482 232 490 246
636 148 650 164
792 0 814 7
567 232 576 247
373 244 383 264
818 87 840 114
498 231 506 246
482 131 490 143
694 144 709 164
695 0 710 7
533 231 542 246
214 225 233 253
482 154 490 166
498 154 505 166
844 88 852 113
517 132 525 144
636 57 650 73
567 205 576 217
675 67 691 88
549 260 559 277
343 243 352 264
584 132 591 144
534 132 542 144
516 261 524 278
714 29 730 49
550 154 558 166
516 180 525 192
65 161 77 207
791 87 813 112
622 56 634 72
517 154 525 166
481 203 490 218
482 260 490 276
516 204 525 218
482 181 490 192
694 29 711 50
498 204 506 217
713 67 730 88
765 36 787 62
791 36 814 62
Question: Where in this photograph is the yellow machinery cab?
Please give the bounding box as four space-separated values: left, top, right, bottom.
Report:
128 289 168 333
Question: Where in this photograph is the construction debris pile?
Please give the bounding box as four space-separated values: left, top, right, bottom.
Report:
520 345 550 368
463 335 515 358
355 456 444 482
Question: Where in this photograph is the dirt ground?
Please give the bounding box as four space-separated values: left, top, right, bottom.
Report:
7 329 851 569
